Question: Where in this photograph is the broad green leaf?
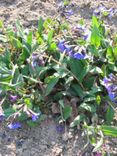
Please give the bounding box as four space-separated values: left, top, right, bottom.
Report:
88 45 98 56
105 106 114 124
79 103 96 113
38 17 44 35
45 75 59 96
16 20 24 38
47 29 54 45
70 84 84 98
59 100 64 108
27 31 33 45
90 67 103 74
101 125 117 137
4 108 16 118
92 16 99 28
63 105 72 120
106 46 115 63
84 97 96 102
0 34 7 42
91 25 101 47
18 112 28 121
70 114 85 128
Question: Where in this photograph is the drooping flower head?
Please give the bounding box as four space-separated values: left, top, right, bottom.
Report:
31 112 41 121
8 122 22 129
58 40 89 60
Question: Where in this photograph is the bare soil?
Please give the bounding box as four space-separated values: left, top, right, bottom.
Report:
0 0 117 156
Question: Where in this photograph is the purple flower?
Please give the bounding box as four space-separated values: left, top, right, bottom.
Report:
56 124 65 133
58 41 72 53
31 53 44 68
32 113 41 121
0 112 5 122
9 95 18 102
8 122 22 129
103 77 110 84
73 52 86 59
93 152 102 156
65 10 73 16
93 5 106 16
103 74 117 103
58 41 88 60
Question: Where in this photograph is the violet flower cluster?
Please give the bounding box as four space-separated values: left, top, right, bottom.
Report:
27 53 45 68
103 74 117 103
72 25 91 41
58 1 73 18
93 5 117 18
58 41 88 60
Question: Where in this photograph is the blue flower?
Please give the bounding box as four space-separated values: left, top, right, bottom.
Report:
73 52 86 60
103 74 117 103
9 95 18 102
58 41 72 53
8 122 22 129
32 112 41 121
65 10 73 16
56 124 65 133
58 41 89 60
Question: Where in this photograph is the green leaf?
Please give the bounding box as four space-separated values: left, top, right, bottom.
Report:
68 59 85 82
45 75 59 96
47 29 54 45
84 97 96 102
11 37 22 49
4 108 16 118
27 31 33 45
63 105 72 120
106 46 115 63
105 106 114 124
18 113 28 121
0 20 3 28
70 84 84 98
101 125 117 137
0 34 7 42
24 98 32 109
16 20 24 38
91 25 101 47
93 136 103 152
88 45 98 56
92 16 100 28
38 17 44 35
59 100 64 108
70 114 85 128
90 67 103 74
79 103 96 113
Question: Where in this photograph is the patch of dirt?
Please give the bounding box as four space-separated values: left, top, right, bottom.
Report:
0 0 117 29
0 117 86 156
0 0 117 156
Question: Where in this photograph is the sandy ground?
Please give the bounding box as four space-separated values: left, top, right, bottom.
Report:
0 0 117 156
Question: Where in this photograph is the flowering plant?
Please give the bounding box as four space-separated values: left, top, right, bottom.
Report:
0 15 117 151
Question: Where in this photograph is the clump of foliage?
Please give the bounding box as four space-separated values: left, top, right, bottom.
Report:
0 15 117 152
